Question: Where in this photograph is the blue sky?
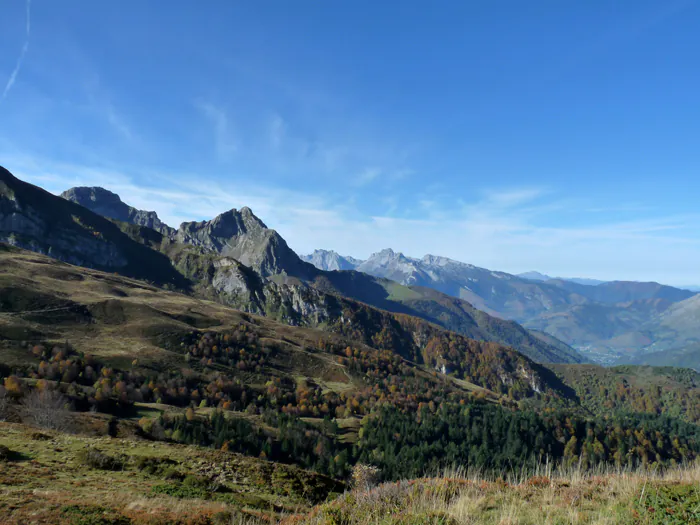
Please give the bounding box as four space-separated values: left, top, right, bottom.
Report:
2 1 700 284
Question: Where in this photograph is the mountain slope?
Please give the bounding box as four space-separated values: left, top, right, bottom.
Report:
619 343 700 371
0 167 189 289
355 248 583 319
396 285 588 364
628 294 700 355
55 179 584 364
545 279 695 305
335 247 698 362
0 243 569 401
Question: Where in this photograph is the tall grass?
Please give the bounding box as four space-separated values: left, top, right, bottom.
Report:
285 460 700 525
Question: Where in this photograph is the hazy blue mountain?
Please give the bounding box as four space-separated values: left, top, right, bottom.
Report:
517 271 553 281
301 249 362 271
355 249 582 320
518 271 605 286
565 277 607 286
332 246 697 363
617 342 700 371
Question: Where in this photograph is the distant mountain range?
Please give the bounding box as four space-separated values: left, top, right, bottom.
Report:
516 271 606 287
302 249 700 368
0 166 585 366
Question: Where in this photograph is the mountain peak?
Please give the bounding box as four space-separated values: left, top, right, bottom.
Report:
518 271 553 282
201 207 268 233
368 247 410 262
61 186 172 235
176 208 310 278
62 186 124 206
421 254 464 267
301 249 361 271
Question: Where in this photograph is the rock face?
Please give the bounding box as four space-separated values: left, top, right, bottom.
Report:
301 249 362 271
175 208 316 279
0 167 188 287
61 186 174 236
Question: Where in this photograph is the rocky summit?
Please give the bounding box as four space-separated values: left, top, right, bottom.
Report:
175 207 314 279
301 249 362 271
61 186 174 235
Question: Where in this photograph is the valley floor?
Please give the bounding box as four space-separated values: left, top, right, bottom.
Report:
1 421 699 525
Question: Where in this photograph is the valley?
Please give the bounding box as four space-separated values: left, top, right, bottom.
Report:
304 249 700 369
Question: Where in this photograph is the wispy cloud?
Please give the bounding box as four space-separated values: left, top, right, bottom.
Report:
355 167 381 186
482 188 547 208
269 114 286 149
104 103 133 141
196 100 237 160
2 0 32 101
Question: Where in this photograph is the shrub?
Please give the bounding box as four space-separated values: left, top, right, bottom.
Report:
150 481 210 500
134 456 177 477
162 466 184 481
59 505 131 525
351 464 381 491
78 449 125 471
150 474 225 500
0 386 8 421
21 388 73 432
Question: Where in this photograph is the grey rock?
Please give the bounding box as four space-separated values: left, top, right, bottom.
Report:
301 249 362 271
1 176 128 269
61 186 174 236
175 207 314 279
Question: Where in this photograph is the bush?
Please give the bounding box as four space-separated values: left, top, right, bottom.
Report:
150 474 224 500
150 481 210 500
134 456 177 477
351 464 381 491
21 388 73 432
0 444 11 461
59 505 131 525
0 387 8 421
162 466 184 481
78 449 124 471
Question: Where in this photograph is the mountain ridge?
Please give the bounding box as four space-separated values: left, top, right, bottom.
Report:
1 171 585 364
303 247 697 364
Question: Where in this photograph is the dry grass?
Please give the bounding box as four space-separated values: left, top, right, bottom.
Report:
283 462 700 525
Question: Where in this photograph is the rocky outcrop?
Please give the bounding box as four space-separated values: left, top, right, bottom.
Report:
175 208 316 279
61 186 174 236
